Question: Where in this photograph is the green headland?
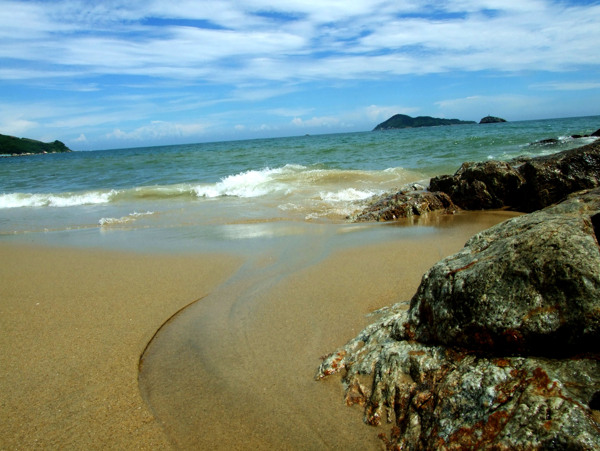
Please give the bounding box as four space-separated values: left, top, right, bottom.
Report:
0 133 71 156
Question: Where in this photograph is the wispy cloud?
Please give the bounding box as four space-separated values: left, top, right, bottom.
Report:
435 94 544 119
531 81 600 91
106 120 210 141
2 0 599 84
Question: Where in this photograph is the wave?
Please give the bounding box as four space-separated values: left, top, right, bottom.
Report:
0 164 421 209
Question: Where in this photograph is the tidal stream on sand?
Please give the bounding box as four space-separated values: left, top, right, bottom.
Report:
138 211 519 449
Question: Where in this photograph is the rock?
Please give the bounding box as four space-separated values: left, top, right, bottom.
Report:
404 188 600 356
352 190 457 222
430 160 525 210
353 139 600 223
592 128 600 137
430 140 600 212
317 189 600 449
530 138 560 145
479 116 507 124
317 319 600 450
517 142 600 212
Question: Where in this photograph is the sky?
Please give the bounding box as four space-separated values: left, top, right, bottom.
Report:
1 0 600 150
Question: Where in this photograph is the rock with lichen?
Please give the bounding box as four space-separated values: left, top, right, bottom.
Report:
317 189 600 449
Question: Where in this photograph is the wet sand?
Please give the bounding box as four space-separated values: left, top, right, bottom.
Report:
0 210 519 449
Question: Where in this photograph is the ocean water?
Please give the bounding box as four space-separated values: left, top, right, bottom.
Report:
1 115 598 252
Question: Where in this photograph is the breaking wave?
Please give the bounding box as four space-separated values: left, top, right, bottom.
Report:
0 164 421 210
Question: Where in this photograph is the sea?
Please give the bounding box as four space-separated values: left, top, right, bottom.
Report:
1 115 599 253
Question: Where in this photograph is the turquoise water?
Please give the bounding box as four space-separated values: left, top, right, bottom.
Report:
1 116 598 251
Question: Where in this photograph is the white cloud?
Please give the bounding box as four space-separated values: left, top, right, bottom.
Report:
291 115 341 127
106 121 209 140
74 133 87 142
364 105 419 122
0 118 38 136
435 94 542 119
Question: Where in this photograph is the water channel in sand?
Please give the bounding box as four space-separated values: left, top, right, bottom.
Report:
138 211 520 449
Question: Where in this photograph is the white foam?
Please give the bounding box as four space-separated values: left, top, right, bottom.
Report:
99 210 154 227
0 190 118 208
193 166 304 198
320 188 379 202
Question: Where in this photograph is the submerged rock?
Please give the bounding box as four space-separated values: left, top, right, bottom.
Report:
317 189 600 449
352 190 457 222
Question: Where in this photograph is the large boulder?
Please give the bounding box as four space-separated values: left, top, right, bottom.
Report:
404 188 600 356
317 189 600 449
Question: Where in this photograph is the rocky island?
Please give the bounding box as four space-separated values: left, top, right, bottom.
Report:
0 133 71 156
319 138 600 449
479 115 507 124
373 114 476 131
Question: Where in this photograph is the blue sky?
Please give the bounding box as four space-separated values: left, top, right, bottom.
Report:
1 0 599 150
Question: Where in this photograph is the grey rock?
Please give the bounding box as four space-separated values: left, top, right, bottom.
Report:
404 189 600 356
317 315 600 450
317 189 600 449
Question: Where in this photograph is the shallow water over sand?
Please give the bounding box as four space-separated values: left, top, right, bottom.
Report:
139 211 518 449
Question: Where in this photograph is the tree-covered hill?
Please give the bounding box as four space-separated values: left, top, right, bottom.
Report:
0 133 71 156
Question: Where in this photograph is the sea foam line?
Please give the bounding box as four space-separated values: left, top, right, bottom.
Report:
99 211 154 227
0 190 118 209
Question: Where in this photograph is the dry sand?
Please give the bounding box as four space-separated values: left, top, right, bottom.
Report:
0 243 241 450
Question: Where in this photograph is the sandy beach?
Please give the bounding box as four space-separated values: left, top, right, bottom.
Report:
0 243 241 449
0 210 519 449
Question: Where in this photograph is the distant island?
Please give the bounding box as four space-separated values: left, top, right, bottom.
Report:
480 116 507 124
373 114 476 131
0 133 71 156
